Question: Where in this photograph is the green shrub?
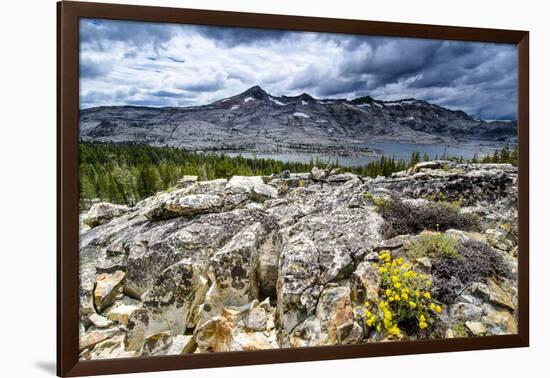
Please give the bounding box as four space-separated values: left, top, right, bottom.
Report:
431 240 514 304
376 195 480 238
363 191 388 208
406 232 461 260
451 322 470 337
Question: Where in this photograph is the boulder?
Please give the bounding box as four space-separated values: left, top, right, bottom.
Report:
83 335 140 360
472 279 515 311
145 194 224 220
465 321 487 336
407 161 446 174
188 178 227 195
175 175 198 189
326 172 357 183
89 314 114 329
243 299 270 331
166 334 197 355
194 303 278 352
316 285 359 344
84 202 130 228
125 260 208 351
104 296 142 325
288 285 362 347
350 261 380 304
207 224 263 307
80 327 121 351
482 305 518 334
94 271 126 312
310 167 327 181
225 176 278 201
276 238 320 337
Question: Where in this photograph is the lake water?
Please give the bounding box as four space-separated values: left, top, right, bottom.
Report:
224 140 507 167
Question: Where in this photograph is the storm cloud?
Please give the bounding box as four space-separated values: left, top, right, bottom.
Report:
79 19 517 120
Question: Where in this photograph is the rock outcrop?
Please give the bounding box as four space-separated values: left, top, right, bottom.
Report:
78 162 518 359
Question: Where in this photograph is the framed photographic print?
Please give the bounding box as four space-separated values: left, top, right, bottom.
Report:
57 1 529 376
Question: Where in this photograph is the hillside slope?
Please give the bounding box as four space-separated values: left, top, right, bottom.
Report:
80 86 517 153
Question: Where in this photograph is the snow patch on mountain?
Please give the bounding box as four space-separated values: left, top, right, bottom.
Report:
270 97 287 106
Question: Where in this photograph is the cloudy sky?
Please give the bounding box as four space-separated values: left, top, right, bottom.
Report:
79 18 517 120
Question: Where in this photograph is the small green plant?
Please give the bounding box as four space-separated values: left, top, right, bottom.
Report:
406 232 461 260
428 192 463 208
363 191 387 208
364 251 442 337
451 322 469 337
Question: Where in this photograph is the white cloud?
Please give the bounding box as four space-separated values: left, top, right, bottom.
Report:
79 19 518 120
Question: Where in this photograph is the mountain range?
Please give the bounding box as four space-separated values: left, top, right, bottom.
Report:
79 86 517 155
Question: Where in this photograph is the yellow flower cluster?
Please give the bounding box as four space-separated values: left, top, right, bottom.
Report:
364 251 443 336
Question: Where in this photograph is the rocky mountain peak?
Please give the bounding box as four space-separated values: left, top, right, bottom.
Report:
297 92 316 102
350 96 377 105
239 85 269 100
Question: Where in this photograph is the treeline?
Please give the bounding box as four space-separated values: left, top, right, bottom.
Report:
80 143 334 207
440 144 518 166
476 144 518 165
79 142 518 207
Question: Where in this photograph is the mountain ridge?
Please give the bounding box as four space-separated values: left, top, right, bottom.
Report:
80 85 517 154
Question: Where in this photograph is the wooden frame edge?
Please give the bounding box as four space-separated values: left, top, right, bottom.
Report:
57 1 530 376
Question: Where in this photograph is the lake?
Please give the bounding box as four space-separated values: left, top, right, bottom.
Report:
223 140 508 167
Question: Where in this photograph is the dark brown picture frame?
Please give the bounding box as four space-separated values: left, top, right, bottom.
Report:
57 1 529 376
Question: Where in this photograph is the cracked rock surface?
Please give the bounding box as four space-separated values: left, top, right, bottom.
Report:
79 163 518 359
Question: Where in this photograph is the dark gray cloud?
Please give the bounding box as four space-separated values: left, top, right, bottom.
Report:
79 19 176 50
79 19 517 120
80 57 112 79
192 25 292 48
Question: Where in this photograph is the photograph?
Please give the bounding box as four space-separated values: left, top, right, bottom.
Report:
77 18 519 360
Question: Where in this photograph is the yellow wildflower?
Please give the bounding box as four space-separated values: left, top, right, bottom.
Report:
409 301 417 309
424 292 431 299
429 303 436 310
436 305 442 314
389 325 400 336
